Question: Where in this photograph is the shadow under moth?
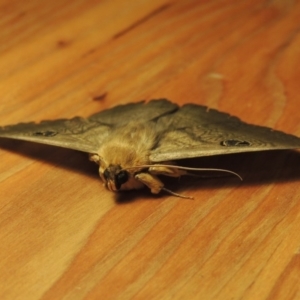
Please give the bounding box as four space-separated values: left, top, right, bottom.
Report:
0 99 300 198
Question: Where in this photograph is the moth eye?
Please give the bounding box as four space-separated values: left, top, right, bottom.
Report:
220 140 251 147
103 169 110 181
115 170 129 190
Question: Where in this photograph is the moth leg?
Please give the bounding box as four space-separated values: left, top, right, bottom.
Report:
148 166 187 178
89 153 100 164
135 173 164 194
135 172 193 199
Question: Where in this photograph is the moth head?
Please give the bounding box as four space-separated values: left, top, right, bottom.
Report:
101 164 129 192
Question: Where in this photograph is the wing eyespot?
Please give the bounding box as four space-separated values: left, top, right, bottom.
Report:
33 131 57 137
220 140 251 147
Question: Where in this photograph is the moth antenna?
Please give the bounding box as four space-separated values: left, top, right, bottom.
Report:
161 188 194 200
125 164 243 181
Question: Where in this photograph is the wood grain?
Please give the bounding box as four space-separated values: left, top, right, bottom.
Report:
0 0 300 299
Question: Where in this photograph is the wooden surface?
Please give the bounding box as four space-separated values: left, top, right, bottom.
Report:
0 0 300 299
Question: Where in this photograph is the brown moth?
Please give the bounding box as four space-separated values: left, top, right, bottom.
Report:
0 99 300 198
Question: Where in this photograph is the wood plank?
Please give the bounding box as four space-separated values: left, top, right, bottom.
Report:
0 0 299 299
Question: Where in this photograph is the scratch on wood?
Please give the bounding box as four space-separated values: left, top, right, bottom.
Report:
113 3 172 39
92 93 107 101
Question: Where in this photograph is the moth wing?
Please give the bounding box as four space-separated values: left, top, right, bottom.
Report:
88 99 178 124
0 99 178 153
0 117 110 153
150 103 300 162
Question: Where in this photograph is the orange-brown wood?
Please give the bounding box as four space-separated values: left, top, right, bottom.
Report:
0 1 300 299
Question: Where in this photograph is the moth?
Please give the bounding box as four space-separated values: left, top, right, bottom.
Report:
0 99 300 198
